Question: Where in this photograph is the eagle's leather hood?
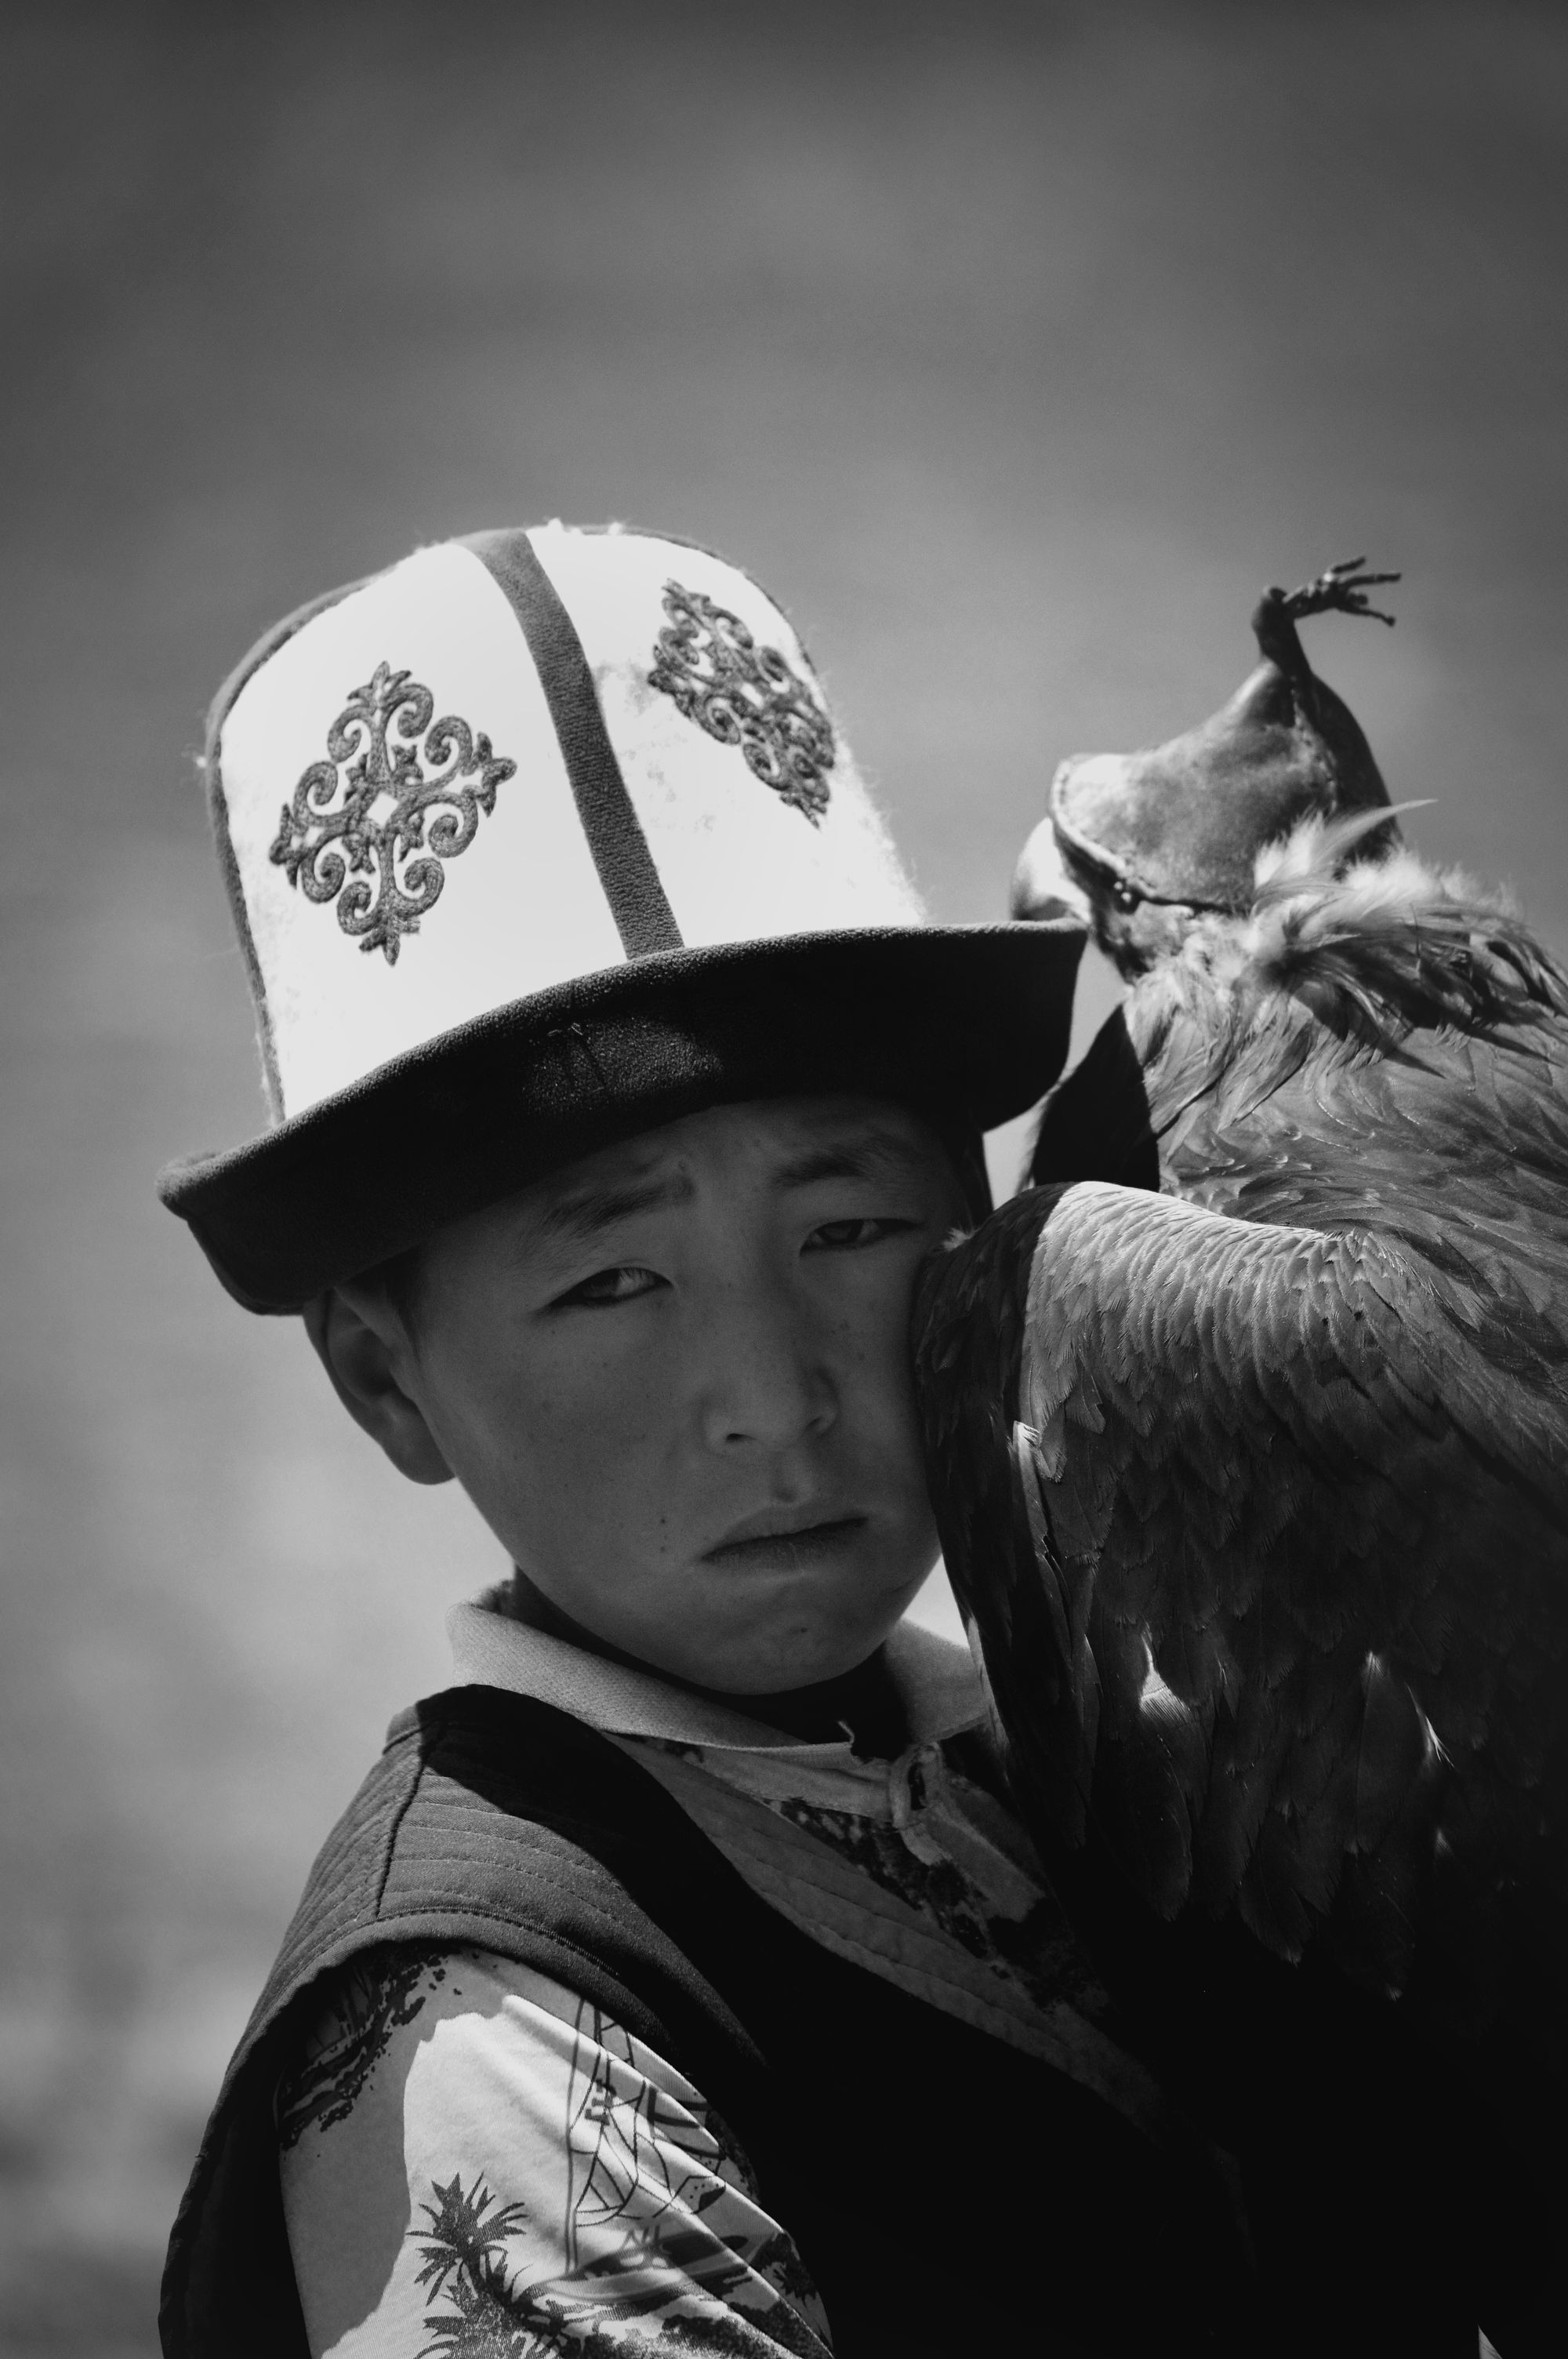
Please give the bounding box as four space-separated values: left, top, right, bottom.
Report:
1044 564 1398 918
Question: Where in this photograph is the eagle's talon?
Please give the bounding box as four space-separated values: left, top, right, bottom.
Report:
1272 558 1402 629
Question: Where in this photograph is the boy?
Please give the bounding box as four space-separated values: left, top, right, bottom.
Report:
158 525 1222 2357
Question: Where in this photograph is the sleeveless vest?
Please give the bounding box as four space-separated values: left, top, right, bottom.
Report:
161 1685 1243 2359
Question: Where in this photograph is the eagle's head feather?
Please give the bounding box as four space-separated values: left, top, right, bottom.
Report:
1132 813 1568 1096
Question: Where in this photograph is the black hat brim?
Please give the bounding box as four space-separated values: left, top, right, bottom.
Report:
158 923 1083 1311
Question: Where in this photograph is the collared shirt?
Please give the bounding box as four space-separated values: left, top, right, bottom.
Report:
278 1606 1158 2356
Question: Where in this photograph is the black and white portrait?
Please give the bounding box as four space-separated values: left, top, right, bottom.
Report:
3 7 1565 2355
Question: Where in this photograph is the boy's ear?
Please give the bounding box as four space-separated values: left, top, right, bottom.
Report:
302 1288 455 1486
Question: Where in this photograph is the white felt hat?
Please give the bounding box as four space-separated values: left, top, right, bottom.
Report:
162 523 1083 1309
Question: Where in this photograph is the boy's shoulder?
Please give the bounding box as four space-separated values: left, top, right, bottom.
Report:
234 1681 789 2097
162 1685 789 2359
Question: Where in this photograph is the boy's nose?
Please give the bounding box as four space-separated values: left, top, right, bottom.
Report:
694 1282 837 1454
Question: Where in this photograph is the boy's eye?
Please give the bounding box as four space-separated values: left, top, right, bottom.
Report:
805 1216 913 1252
554 1264 666 1309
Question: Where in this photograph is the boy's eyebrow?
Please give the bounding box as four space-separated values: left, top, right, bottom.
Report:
535 1169 698 1246
529 1125 929 1249
771 1131 927 1190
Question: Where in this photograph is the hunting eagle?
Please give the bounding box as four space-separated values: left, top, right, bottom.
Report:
915 566 1568 2356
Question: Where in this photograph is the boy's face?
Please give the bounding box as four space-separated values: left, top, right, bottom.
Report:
327 1096 967 1695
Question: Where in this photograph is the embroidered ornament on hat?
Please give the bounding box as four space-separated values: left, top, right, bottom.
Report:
214 524 925 1124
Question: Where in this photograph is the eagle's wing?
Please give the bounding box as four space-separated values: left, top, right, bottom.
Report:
918 1180 1568 2024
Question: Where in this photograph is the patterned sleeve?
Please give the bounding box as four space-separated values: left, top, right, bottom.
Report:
275 1943 832 2358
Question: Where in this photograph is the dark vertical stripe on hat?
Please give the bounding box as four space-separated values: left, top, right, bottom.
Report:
466 529 684 958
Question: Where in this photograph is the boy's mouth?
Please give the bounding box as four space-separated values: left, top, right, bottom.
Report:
702 1510 868 1568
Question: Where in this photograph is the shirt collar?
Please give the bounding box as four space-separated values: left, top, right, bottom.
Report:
446 1598 986 1757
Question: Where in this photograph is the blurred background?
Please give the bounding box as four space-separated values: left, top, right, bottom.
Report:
2 0 1566 2346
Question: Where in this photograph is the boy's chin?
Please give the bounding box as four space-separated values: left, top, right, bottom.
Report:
659 1572 925 1697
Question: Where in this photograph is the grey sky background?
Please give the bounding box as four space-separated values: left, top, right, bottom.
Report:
3 2 1566 2346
